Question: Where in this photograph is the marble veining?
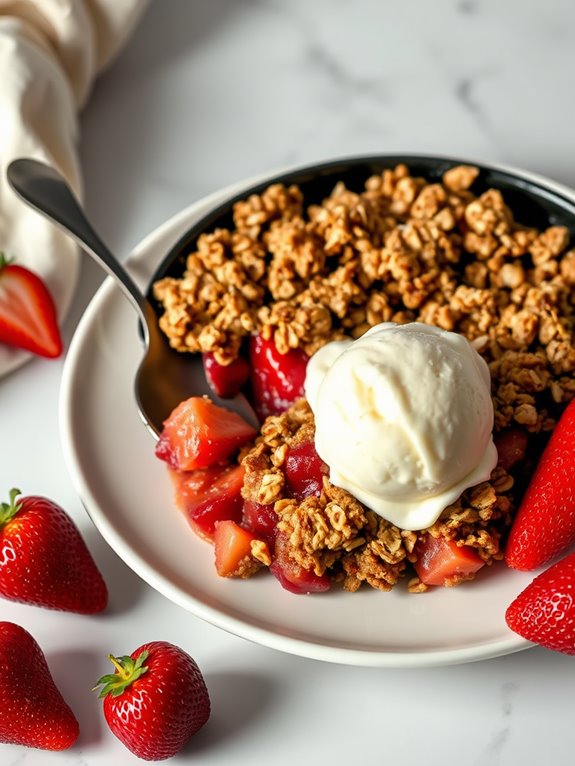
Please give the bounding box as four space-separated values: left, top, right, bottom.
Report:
3 1 575 764
474 682 519 765
454 69 498 127
457 0 479 14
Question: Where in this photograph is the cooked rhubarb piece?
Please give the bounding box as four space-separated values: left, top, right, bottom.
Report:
494 428 529 472
249 334 308 419
155 396 257 471
214 520 260 577
285 441 328 500
203 352 251 398
414 535 485 586
241 500 279 543
269 531 331 594
170 464 245 541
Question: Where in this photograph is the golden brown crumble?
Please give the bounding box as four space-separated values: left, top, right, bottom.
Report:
222 552 263 579
250 540 272 567
155 163 575 591
154 164 575 428
240 401 515 592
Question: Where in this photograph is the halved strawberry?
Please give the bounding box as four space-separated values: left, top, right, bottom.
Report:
0 254 62 358
169 464 245 541
249 334 308 419
203 352 250 398
285 442 329 500
270 531 331 594
155 396 257 471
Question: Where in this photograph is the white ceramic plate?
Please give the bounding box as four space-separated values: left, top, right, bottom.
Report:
60 169 539 668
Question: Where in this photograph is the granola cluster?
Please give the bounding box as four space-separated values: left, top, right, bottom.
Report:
155 163 575 591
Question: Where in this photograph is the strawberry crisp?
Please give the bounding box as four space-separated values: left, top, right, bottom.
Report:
153 163 575 594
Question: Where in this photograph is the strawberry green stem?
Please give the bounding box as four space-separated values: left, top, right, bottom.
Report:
93 650 149 698
108 654 131 678
0 489 23 528
0 252 13 271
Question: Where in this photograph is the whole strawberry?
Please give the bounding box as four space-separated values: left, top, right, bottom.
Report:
505 398 575 571
0 488 107 612
506 551 575 655
94 641 210 761
0 622 79 749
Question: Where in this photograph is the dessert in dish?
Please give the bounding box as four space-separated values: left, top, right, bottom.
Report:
153 163 575 593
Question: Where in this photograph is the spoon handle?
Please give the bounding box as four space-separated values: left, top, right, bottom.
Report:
7 158 150 324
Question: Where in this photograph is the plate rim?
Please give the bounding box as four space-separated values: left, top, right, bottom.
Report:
59 152 575 667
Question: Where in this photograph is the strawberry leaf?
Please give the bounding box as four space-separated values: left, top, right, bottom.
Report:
0 489 23 528
94 650 150 698
0 252 14 271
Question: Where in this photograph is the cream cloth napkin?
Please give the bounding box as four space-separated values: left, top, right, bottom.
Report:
0 0 148 374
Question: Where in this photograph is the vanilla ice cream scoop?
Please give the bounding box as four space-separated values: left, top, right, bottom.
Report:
304 322 498 531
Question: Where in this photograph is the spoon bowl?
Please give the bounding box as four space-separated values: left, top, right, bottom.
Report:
7 159 258 436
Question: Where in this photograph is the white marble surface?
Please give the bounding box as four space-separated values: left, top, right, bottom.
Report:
2 0 575 763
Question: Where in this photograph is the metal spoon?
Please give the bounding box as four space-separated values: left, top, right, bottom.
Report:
7 158 258 437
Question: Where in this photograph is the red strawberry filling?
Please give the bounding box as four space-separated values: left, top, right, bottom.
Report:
203 352 251 398
160 385 334 593
269 531 331 594
413 535 485 587
493 428 529 472
169 464 245 541
155 396 257 471
249 334 309 420
200 334 309 420
285 442 329 500
241 500 279 543
214 520 261 577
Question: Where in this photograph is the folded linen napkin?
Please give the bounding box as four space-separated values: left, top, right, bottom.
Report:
0 0 148 375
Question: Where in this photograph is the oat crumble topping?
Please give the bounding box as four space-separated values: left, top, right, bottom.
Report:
155 163 575 591
240 400 513 592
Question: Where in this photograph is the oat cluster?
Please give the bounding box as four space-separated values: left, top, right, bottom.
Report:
155 163 575 591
